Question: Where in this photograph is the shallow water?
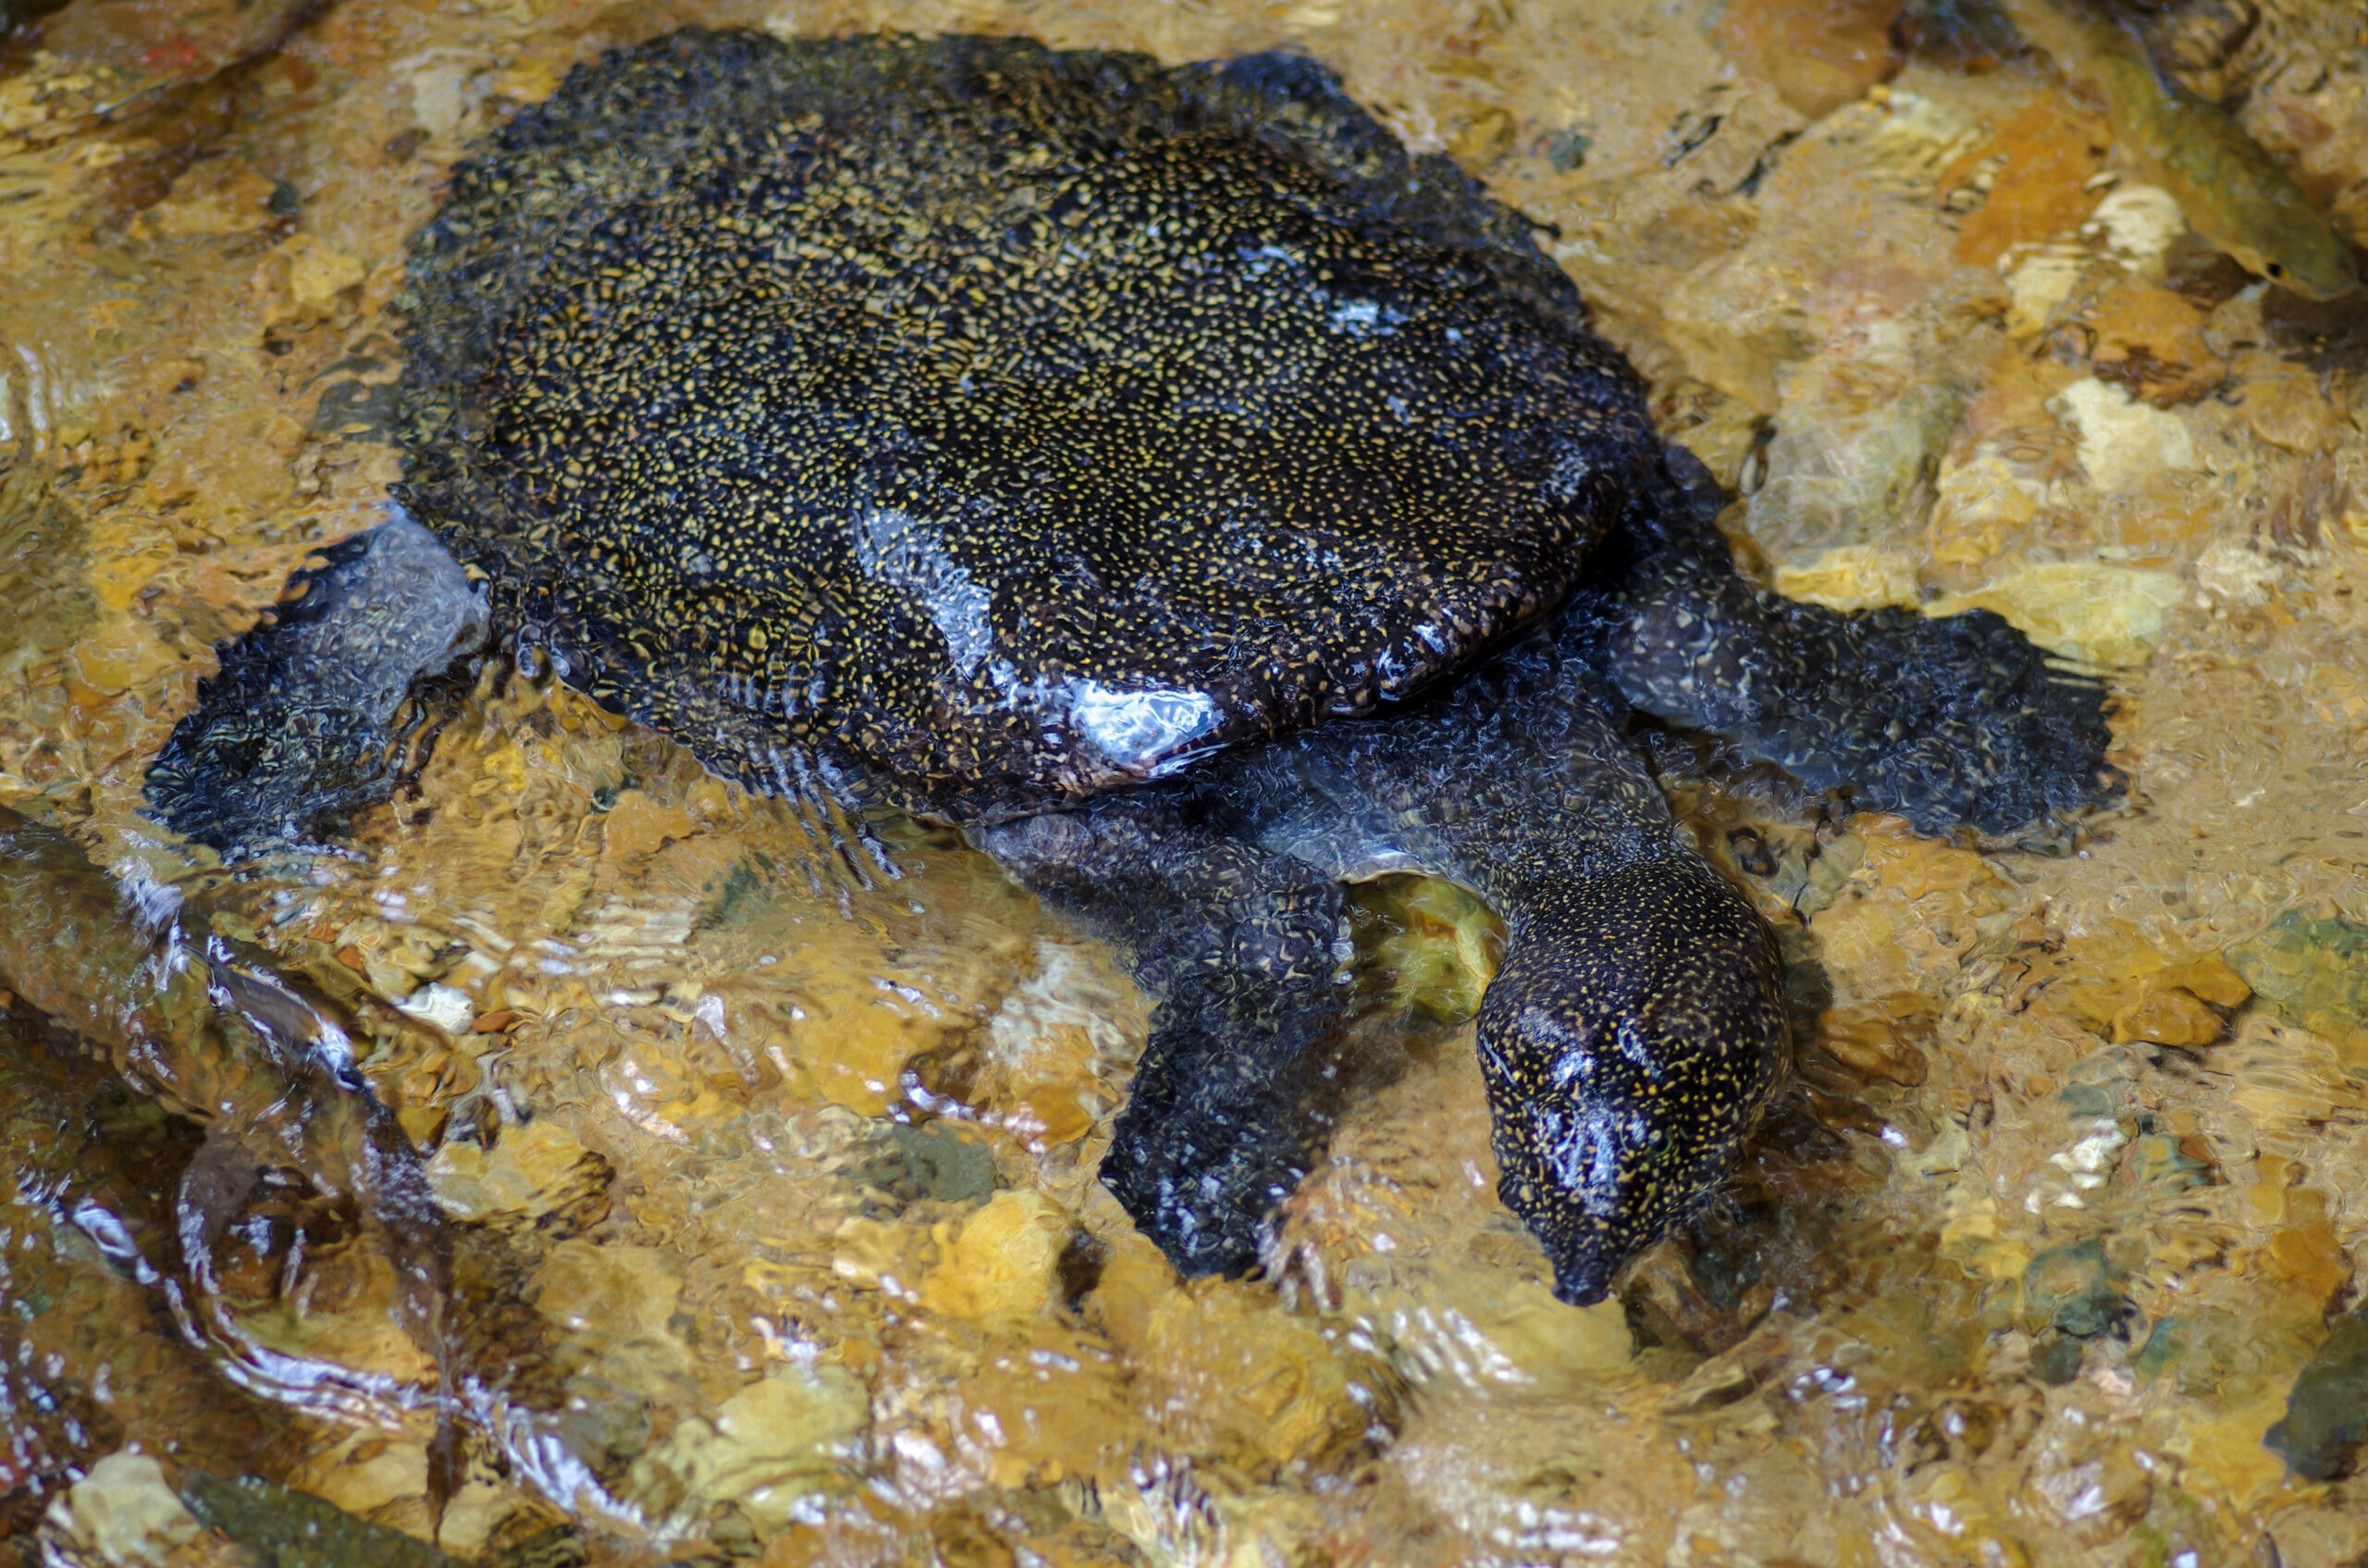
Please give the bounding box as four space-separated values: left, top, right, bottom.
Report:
4 0 2368 1562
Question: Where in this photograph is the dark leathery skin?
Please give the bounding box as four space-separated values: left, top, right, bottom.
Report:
394 29 1656 823
1476 856 1785 1305
978 799 1349 1276
144 30 2122 1305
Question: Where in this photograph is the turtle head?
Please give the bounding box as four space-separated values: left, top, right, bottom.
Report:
1476 856 1787 1306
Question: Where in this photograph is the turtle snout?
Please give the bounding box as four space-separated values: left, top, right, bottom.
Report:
1551 1271 1611 1309
1541 1221 1618 1308
1480 1011 1709 1308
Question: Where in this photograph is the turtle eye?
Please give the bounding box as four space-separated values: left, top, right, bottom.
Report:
2267 261 2288 278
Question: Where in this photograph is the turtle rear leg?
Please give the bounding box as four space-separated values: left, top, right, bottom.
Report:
146 512 893 886
975 795 1349 1278
146 512 490 856
1577 448 2118 836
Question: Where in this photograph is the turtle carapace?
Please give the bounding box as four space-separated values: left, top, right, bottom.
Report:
149 30 2115 1305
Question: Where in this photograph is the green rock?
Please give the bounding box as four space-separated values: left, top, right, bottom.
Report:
2226 912 2368 1050
2030 1330 2085 1386
848 1122 998 1209
1347 873 1503 1026
2265 1309 2368 1481
2132 1315 2187 1380
0 469 96 673
178 1475 455 1568
2022 1238 2131 1340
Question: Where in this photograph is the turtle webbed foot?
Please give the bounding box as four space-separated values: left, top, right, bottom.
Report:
1774 601 2119 837
145 512 487 856
1101 1001 1327 1277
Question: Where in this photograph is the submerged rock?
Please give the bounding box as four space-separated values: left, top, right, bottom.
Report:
630 1364 870 1530
179 1473 458 1568
2226 912 2368 1057
1708 0 1906 119
41 1454 205 1568
2265 1309 2368 1481
1924 561 2185 668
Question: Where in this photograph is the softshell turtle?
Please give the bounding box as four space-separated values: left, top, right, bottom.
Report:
150 29 2115 1304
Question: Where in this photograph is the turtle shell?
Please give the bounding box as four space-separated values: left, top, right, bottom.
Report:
395 29 1658 821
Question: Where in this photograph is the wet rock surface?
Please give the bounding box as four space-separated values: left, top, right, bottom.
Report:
1 0 2366 1563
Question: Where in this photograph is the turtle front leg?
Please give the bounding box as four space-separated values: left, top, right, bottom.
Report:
974 796 1349 1278
1216 648 1794 1307
1575 447 2120 836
